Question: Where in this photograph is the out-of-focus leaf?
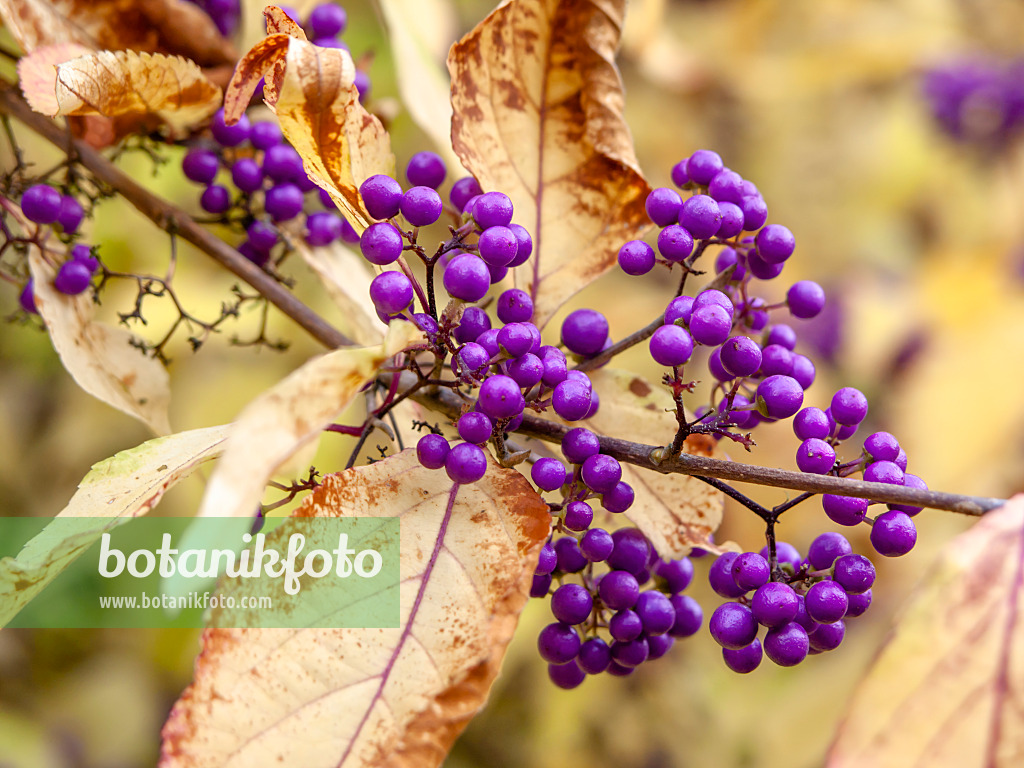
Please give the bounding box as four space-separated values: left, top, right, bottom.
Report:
376 0 462 172
17 42 91 115
293 239 385 346
224 23 394 234
448 0 651 327
160 449 550 768
197 322 421 519
44 50 221 135
0 0 235 66
0 425 229 627
829 495 1024 768
584 370 723 558
29 250 172 436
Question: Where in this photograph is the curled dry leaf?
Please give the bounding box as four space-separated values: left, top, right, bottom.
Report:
48 50 222 136
583 369 723 558
17 42 92 115
0 425 229 627
829 495 1024 768
197 321 422 520
224 23 394 233
448 0 652 327
161 450 550 768
29 250 172 436
0 0 235 66
293 238 384 346
376 0 463 172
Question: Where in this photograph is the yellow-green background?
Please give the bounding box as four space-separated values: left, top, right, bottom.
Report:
1 0 1023 765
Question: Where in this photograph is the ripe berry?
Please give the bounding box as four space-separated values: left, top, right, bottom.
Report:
54 260 92 295
443 254 490 301
405 151 446 189
477 225 519 266
649 325 694 366
360 174 403 220
870 511 917 557
416 433 449 469
645 187 683 226
450 176 483 212
787 280 826 318
686 149 723 184
709 602 758 649
763 622 809 666
444 442 488 484
755 375 804 419
618 239 656 275
472 191 514 228
304 212 342 246
56 195 84 233
182 150 219 184
401 186 443 227
755 224 796 264
265 183 304 221
723 639 763 673
679 194 722 240
657 224 694 262
359 222 404 265
368 271 413 315
561 309 609 356
210 108 249 146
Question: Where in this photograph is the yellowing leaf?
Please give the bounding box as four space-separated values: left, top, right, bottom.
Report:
448 0 651 327
161 450 550 768
0 425 229 627
197 322 422 520
29 250 172 435
224 28 394 233
829 496 1024 768
0 0 235 66
584 370 723 558
17 42 91 115
48 50 221 135
294 239 386 346
377 0 463 172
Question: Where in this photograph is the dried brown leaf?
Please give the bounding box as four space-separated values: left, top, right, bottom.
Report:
17 42 91 115
293 239 386 346
29 250 172 435
0 0 235 66
829 496 1024 768
224 31 394 233
161 450 550 768
49 50 221 135
0 425 229 627
584 369 723 557
196 322 422 519
376 0 463 172
448 0 651 327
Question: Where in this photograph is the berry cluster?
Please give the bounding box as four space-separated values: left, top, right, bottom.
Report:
535 526 702 687
707 537 874 671
922 56 1024 149
181 109 361 266
12 183 99 313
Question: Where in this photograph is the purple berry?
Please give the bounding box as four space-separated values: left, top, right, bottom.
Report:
715 201 745 238
477 374 524 419
308 3 347 37
864 431 900 463
669 594 703 637
601 481 634 513
401 186 443 227
261 144 304 183
865 460 905 486
709 553 747 599
497 322 534 357
723 639 763 673
249 121 282 150
443 254 490 301
739 195 768 231
763 622 809 666
496 289 533 323
477 225 519 267
472 191 513 229
581 454 621 493
686 149 723 185
265 183 304 221
457 412 493 445
562 427 600 464
231 158 264 193
56 195 84 233
891 473 928 516
416 433 449 469
796 438 836 475
405 151 446 189
808 532 852 570
609 609 643 641
715 247 747 280
200 185 231 214
657 224 694 262
755 224 795 264
791 355 816 390
210 109 250 146
834 555 874 595
551 583 593 625
664 295 694 326
531 457 567 491
611 637 649 668
719 336 762 377
759 541 802 571
618 239 656 275
580 528 614 562
368 271 413 315
755 375 804 419
552 380 592 421
537 622 580 663
53 260 91 295
731 552 770 592
599 570 641 611
709 602 758 649
649 324 694 366
304 211 342 246
450 176 483 213
635 590 676 635
182 150 219 184
360 174 403 220
645 187 683 226
578 637 611 674
805 580 849 624
689 304 732 346
607 529 651 574
554 537 587 573
444 442 488 484
787 280 825 318
751 582 799 628
759 344 794 377
808 620 845 652
563 500 594 532
679 194 722 240
846 589 872 618
561 309 609 356
822 494 868 526
766 323 798 350
871 511 917 557
506 224 533 267
655 558 694 593
831 386 868 425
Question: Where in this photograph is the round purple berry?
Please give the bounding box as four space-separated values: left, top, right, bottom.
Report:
755 375 804 419
833 554 875 594
551 583 593 625
601 481 634 513
645 186 683 226
531 457 567 491
450 176 483 213
416 433 449 469
679 194 722 240
405 151 446 189
265 183 304 221
56 195 84 233
822 494 868 526
472 191 514 229
831 387 868 425
686 149 723 185
457 412 493 445
496 288 533 323
649 324 694 366
755 224 795 264
689 304 733 346
599 570 640 611
182 150 219 184
720 335 762 377
477 374 525 419
787 280 825 318
443 254 490 301
54 259 92 295
871 510 917 557
304 211 342 247
561 309 609 356
657 224 695 262
723 639 763 673
805 580 849 624
400 186 443 227
444 442 488 484
731 552 770 592
619 239 656 275
368 270 413 315
360 174 403 220
552 380 592 421
210 109 250 146
709 602 758 649
796 438 836 474
537 622 580 663
763 622 809 667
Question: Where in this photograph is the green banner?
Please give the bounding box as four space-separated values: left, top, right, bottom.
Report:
1 516 400 629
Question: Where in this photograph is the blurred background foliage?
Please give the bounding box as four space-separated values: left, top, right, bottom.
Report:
2 0 1024 765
